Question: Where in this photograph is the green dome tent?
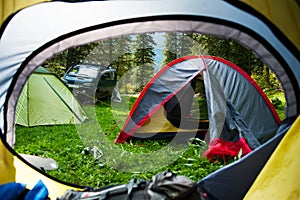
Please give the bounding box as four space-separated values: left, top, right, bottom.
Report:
16 66 87 127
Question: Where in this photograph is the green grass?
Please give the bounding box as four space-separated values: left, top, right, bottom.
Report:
14 97 221 187
264 89 286 120
14 91 285 188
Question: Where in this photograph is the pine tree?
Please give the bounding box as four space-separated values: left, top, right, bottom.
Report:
131 33 156 92
161 32 193 67
190 34 263 76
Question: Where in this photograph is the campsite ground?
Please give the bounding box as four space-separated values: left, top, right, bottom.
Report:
14 91 285 188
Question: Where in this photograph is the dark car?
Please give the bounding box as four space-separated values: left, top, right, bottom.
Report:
62 64 117 101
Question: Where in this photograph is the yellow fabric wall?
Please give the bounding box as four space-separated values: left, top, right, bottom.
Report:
0 140 78 199
0 142 16 183
0 2 77 195
241 0 300 50
244 116 300 199
0 0 48 24
136 106 206 134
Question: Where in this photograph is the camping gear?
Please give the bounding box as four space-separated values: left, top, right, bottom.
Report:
0 0 299 199
0 180 49 200
57 179 149 200
57 171 201 200
115 55 280 159
15 66 87 127
146 171 200 200
19 154 58 171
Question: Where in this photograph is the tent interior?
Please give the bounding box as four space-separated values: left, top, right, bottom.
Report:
121 71 209 142
0 0 299 199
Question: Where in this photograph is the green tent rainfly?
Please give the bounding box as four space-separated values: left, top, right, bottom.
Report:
15 66 87 127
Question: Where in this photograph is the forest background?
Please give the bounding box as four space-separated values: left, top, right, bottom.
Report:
45 32 283 105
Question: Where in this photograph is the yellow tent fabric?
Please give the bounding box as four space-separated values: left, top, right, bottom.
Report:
136 106 207 134
0 141 15 183
241 0 300 50
235 2 300 198
0 0 49 24
0 140 78 199
244 115 300 199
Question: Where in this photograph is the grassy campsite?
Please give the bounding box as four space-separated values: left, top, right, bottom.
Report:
14 88 285 187
14 33 286 188
14 96 220 187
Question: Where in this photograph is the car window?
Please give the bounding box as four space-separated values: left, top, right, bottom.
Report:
77 66 99 78
68 66 79 76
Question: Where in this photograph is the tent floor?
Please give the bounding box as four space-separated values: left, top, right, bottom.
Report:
130 131 206 144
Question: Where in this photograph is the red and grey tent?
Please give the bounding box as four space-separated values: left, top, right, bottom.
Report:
115 55 281 159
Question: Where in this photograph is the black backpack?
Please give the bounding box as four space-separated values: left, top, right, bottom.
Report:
57 171 205 200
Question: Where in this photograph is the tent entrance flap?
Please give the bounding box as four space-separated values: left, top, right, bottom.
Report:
115 55 207 143
202 56 280 159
